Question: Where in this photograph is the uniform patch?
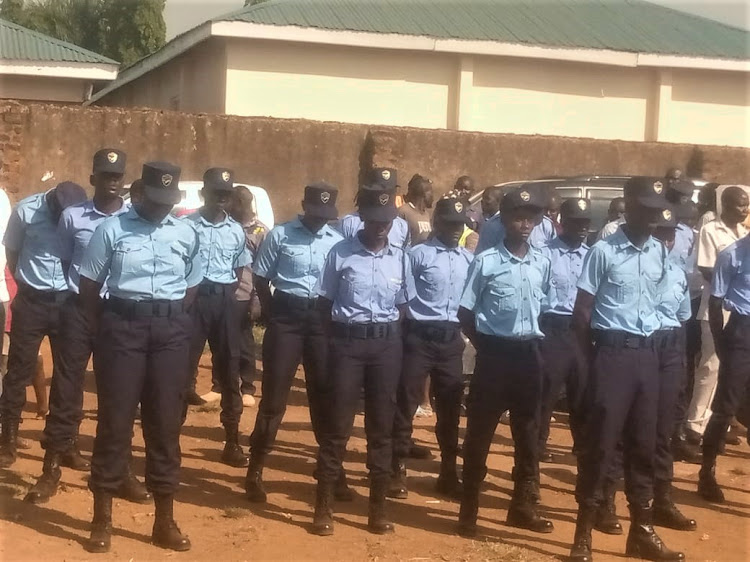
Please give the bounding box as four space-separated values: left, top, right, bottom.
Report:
454 201 463 213
221 171 230 182
578 199 587 210
107 151 118 163
379 193 389 205
320 191 330 204
653 181 663 194
381 170 391 181
662 209 672 221
162 174 173 187
520 191 530 202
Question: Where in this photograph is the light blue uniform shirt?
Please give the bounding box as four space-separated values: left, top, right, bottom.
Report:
253 218 342 298
406 238 473 323
316 235 412 324
80 207 202 301
58 199 128 294
475 214 556 254
577 227 667 337
337 212 410 249
711 235 750 316
541 237 589 316
670 223 695 274
460 243 551 339
3 192 67 291
185 211 252 284
656 257 692 329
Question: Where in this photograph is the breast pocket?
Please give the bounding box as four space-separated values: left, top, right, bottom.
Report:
550 276 569 305
421 269 443 301
279 247 307 277
487 286 517 311
342 268 367 304
113 243 148 274
605 271 637 303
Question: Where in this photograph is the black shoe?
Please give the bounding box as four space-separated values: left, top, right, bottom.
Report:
245 459 267 503
654 502 697 531
85 492 112 554
60 440 90 472
0 419 19 468
435 472 462 500
152 519 191 551
626 521 684 560
116 471 152 504
312 482 335 536
368 479 395 535
594 491 623 535
333 470 354 502
569 507 596 562
407 443 433 460
457 489 479 538
540 450 554 463
697 467 725 503
671 438 702 464
684 427 702 446
506 504 554 533
186 390 206 406
221 441 249 468
387 461 408 499
24 452 62 504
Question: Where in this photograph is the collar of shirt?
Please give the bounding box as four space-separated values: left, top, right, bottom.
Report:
549 237 588 256
713 218 749 238
494 241 535 264
290 216 337 239
193 210 233 228
429 238 463 254
350 232 398 257
124 206 177 226
83 198 126 218
610 227 661 254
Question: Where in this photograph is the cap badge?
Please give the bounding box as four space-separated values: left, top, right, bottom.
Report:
663 209 672 221
578 199 587 210
381 170 391 181
520 191 530 202
107 152 118 163
454 201 463 213
379 193 389 206
221 171 230 182
161 174 173 187
653 181 663 194
320 191 330 204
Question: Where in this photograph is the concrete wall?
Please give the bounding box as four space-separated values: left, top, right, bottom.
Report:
225 39 456 129
1 101 748 223
99 39 227 114
0 75 89 103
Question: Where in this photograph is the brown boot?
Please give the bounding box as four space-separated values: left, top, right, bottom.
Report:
152 494 191 551
85 492 112 553
24 450 62 504
311 481 335 536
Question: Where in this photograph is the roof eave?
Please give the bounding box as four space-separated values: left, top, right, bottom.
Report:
0 59 119 80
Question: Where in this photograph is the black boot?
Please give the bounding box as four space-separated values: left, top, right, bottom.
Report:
245 455 267 503
457 483 480 537
311 481 335 536
186 389 206 406
625 506 684 561
368 478 395 534
435 457 462 499
697 461 725 503
0 419 19 468
221 424 249 468
24 450 62 504
654 482 696 531
334 469 354 502
85 492 113 553
569 506 596 562
60 437 90 471
671 427 701 464
594 486 623 535
116 467 152 504
152 493 191 551
506 481 554 533
387 459 408 499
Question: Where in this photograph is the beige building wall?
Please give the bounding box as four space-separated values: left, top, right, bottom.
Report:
660 69 750 148
0 75 88 103
99 39 227 113
225 39 456 129
467 56 652 141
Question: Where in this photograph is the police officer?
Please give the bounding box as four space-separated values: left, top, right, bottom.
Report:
568 177 683 562
389 196 473 500
185 168 252 467
245 182 344 503
79 162 201 553
313 185 411 536
475 184 556 253
337 168 410 248
25 149 149 504
457 186 553 537
538 198 591 462
0 181 87 467
698 232 750 502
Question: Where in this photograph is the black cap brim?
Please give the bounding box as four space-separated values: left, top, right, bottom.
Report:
635 194 669 210
204 183 235 192
359 206 398 222
144 185 181 205
305 202 338 220
504 203 544 212
93 163 126 175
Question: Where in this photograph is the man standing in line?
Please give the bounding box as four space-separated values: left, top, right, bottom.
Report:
397 174 434 245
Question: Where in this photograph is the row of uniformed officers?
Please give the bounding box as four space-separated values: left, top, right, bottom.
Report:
0 151 747 561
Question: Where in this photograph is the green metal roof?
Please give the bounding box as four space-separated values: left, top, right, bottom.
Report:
218 0 749 60
0 18 118 64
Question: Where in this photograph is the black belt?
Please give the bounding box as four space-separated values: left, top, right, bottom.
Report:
407 320 460 343
593 330 655 349
654 327 684 349
273 290 318 311
17 283 69 304
197 280 233 296
107 297 184 318
332 322 401 339
476 333 540 352
540 313 573 332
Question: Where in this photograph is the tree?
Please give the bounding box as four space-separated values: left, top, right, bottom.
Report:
0 0 26 22
99 0 166 65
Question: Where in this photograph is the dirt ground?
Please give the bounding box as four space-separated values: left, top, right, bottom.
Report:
1 341 749 562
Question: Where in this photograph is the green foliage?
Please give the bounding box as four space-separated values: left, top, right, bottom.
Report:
0 0 167 65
